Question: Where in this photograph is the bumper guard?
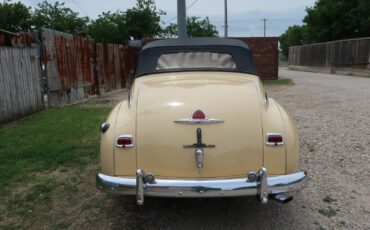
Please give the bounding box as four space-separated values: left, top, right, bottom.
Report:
97 168 307 205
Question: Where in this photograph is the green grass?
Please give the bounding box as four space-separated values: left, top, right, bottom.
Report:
0 106 110 195
5 179 59 215
323 194 337 203
263 78 294 86
318 206 337 218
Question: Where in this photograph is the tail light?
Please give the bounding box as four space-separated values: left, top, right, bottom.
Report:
192 110 206 120
266 133 284 146
116 135 134 148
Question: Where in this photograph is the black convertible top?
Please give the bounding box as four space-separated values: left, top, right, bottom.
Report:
135 38 257 78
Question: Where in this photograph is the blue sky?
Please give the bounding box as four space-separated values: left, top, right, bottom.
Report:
20 0 317 37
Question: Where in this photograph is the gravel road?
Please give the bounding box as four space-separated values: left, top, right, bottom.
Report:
264 69 370 230
100 69 370 230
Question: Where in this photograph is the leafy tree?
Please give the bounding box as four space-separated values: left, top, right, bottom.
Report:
280 0 370 57
304 0 370 43
279 25 307 58
0 1 32 32
89 0 164 43
355 0 370 37
88 11 128 43
32 1 89 35
162 16 218 38
125 0 164 40
187 17 218 37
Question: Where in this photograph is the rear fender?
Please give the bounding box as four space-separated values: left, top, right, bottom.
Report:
113 100 137 177
276 103 300 173
100 102 121 176
262 98 286 174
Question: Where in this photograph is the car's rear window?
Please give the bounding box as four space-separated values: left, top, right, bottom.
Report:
156 52 237 70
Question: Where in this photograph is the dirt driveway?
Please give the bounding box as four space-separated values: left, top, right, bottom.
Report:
88 69 370 230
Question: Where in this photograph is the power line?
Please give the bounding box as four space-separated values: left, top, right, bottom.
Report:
26 0 38 7
164 16 177 25
164 0 198 25
213 19 302 23
268 18 303 22
187 0 198 10
69 0 90 17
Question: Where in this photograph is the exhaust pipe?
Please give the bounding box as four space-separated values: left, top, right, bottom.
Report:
272 194 293 204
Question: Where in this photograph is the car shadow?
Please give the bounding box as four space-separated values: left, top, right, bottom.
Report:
107 195 308 230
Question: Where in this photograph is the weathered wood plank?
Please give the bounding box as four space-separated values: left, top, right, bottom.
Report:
0 48 9 122
0 47 43 124
289 37 370 70
5 48 15 120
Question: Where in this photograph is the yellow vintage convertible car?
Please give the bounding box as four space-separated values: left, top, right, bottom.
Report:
97 38 307 205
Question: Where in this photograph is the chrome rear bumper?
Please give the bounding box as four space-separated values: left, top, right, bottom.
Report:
96 168 307 205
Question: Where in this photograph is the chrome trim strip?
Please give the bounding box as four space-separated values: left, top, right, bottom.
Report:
97 170 307 201
116 144 134 148
174 118 224 124
266 132 284 146
116 135 134 148
266 142 284 146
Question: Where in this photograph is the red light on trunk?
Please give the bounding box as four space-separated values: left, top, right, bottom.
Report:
266 133 284 146
117 135 133 148
192 110 206 120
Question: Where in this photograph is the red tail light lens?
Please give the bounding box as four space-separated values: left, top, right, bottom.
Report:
116 135 133 148
192 110 206 120
266 133 284 146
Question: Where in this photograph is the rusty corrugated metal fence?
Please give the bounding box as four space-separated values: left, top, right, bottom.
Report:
42 28 97 106
42 28 139 106
95 44 139 93
289 37 370 72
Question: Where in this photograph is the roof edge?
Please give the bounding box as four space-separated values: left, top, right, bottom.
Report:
142 38 250 50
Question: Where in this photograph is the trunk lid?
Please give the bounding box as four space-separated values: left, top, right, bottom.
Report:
136 73 263 178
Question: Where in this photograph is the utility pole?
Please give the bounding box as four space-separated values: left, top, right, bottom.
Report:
177 0 187 38
224 0 228 37
263 18 267 37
